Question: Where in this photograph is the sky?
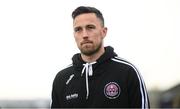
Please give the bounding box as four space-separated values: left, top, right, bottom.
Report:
0 0 180 100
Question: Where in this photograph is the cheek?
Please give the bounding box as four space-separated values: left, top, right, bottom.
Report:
74 34 79 41
93 37 102 45
96 33 104 41
74 36 81 45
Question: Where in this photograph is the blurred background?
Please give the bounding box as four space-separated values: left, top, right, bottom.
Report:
0 0 179 108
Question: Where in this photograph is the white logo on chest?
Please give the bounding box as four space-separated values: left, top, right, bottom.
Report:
66 74 74 85
66 93 78 100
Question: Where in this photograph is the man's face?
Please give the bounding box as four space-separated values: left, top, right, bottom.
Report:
73 13 107 56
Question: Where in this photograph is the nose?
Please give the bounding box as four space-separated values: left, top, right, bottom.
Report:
82 29 89 38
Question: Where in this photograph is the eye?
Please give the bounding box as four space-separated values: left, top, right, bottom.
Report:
86 25 96 30
74 27 82 32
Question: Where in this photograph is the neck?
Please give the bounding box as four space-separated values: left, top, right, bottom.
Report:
81 47 105 63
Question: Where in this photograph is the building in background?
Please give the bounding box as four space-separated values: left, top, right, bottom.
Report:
159 84 180 108
0 99 50 109
148 83 180 108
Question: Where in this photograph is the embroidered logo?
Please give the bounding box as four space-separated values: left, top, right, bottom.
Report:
66 74 74 85
104 82 120 99
66 93 78 100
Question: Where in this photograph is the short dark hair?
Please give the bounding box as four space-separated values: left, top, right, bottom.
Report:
72 6 104 27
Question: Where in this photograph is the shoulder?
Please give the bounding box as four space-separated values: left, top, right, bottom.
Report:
56 64 73 78
53 64 74 83
110 56 139 72
110 56 144 82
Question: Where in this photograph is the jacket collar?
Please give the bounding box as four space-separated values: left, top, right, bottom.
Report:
72 46 117 70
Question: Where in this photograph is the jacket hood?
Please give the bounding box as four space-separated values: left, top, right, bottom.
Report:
72 46 117 71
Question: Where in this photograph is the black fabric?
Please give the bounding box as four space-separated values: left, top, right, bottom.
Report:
51 46 150 108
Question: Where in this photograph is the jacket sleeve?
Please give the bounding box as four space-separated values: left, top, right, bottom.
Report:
127 66 150 108
51 73 63 108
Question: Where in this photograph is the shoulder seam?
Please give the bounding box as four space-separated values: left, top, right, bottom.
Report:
66 64 73 69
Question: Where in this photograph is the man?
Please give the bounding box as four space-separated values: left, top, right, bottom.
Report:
51 6 150 108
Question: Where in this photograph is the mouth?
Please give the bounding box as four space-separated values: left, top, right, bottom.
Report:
81 41 93 45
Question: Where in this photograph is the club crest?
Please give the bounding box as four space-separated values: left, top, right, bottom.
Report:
104 82 121 99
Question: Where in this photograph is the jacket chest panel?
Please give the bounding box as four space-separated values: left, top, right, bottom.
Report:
63 77 86 107
63 71 128 107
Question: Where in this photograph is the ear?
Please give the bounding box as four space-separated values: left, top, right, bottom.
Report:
102 27 108 38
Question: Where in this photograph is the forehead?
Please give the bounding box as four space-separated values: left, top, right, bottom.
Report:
73 13 101 27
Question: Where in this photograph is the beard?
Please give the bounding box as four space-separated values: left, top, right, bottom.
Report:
79 41 102 56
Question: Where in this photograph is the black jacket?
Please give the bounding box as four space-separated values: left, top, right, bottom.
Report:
51 46 150 108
